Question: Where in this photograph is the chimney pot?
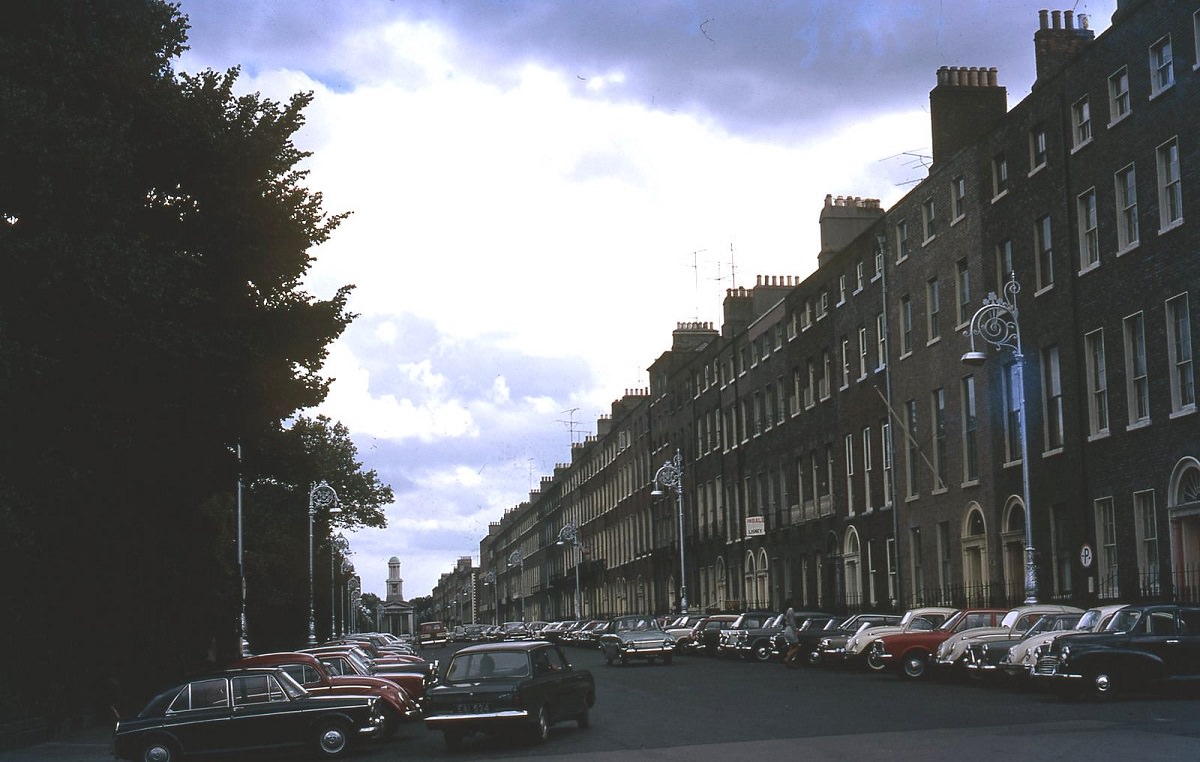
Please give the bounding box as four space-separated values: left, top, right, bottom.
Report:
1064 10 1074 29
1052 10 1061 29
1039 9 1049 29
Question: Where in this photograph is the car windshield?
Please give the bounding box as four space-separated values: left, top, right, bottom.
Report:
448 651 531 680
616 617 660 632
1107 609 1142 633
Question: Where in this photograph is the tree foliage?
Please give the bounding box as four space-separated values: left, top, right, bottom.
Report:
0 1 386 720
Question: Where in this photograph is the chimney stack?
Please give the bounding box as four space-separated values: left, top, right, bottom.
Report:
929 66 1007 168
1034 8 1095 86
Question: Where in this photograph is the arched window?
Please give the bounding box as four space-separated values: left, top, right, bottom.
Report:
843 527 862 608
1001 498 1026 602
756 549 770 607
744 550 759 607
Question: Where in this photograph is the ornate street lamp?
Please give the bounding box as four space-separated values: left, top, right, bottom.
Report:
507 550 526 622
962 273 1037 604
651 448 688 614
236 444 251 656
557 522 583 619
308 481 339 645
482 570 498 625
330 533 349 638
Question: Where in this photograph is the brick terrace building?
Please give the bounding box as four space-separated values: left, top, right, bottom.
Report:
439 1 1198 622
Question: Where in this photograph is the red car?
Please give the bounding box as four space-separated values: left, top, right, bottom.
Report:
868 608 1006 679
235 652 419 737
303 647 435 708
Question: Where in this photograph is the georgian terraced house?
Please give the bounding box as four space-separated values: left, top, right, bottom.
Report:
434 1 1199 626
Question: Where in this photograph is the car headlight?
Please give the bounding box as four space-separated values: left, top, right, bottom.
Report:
1059 645 1070 662
818 638 831 648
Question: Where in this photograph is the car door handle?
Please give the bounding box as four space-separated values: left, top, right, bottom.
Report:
1167 639 1180 644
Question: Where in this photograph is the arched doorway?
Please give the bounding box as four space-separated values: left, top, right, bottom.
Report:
843 527 862 608
961 504 989 605
1168 457 1200 599
1000 498 1026 603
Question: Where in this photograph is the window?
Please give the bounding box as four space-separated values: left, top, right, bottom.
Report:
1078 188 1099 270
995 239 1013 289
1157 137 1182 230
840 337 851 389
931 387 946 491
926 277 941 342
876 313 887 370
922 198 936 242
1042 345 1064 451
838 274 847 305
845 434 855 516
1166 293 1195 413
1003 363 1023 462
1108 66 1130 123
857 326 868 380
905 400 919 498
1124 311 1150 425
855 260 865 292
819 289 829 317
805 359 815 408
1115 164 1139 251
1085 329 1109 436
951 176 966 221
802 299 813 330
1072 96 1092 149
992 152 1008 198
1030 124 1047 171
1094 497 1119 599
961 375 978 482
1034 215 1054 290
874 247 884 279
820 350 831 400
862 427 873 512
955 259 970 326
900 296 913 355
1135 491 1159 595
1150 35 1174 96
881 421 893 507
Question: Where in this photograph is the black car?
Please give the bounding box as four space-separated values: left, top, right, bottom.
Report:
112 666 384 761
424 641 595 750
1032 603 1200 698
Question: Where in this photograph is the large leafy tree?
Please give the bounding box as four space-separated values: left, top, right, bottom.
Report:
0 1 373 718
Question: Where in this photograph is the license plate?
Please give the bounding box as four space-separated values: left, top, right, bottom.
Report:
456 703 490 713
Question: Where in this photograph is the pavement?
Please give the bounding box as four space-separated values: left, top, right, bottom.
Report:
0 722 113 762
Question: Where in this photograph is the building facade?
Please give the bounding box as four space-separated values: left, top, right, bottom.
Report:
444 1 1198 623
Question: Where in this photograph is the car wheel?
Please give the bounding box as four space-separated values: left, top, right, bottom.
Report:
1086 670 1116 699
576 705 590 728
806 649 822 667
140 737 177 762
901 651 928 680
531 705 550 744
443 729 464 751
865 649 887 672
314 720 351 758
662 653 673 665
753 642 773 662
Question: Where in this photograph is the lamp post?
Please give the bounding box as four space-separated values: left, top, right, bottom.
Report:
329 534 349 638
651 448 688 614
236 444 251 656
482 571 498 625
962 273 1037 604
507 550 526 622
308 481 338 645
557 522 583 619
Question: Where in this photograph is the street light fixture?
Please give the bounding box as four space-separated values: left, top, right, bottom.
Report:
962 273 1037 604
557 522 583 620
507 550 526 622
651 448 688 615
482 570 498 625
308 480 339 645
330 533 349 638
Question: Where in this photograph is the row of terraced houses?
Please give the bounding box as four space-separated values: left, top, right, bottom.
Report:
427 1 1199 628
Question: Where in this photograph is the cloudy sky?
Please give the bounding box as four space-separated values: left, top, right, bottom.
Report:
176 0 1116 601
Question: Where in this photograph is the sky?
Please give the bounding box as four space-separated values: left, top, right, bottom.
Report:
175 0 1116 602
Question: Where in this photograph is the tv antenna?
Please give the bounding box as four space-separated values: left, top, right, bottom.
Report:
557 407 588 446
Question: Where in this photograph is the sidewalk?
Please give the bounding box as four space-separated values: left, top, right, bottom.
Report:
0 722 112 762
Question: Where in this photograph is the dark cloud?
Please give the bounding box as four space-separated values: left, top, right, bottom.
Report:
179 1 1116 139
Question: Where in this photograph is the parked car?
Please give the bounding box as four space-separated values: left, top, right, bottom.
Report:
848 607 958 671
596 615 677 665
717 611 779 659
417 620 449 647
1032 603 1200 698
960 611 1085 682
664 614 707 651
304 647 434 707
113 667 384 761
570 619 609 647
235 652 419 736
501 621 532 640
932 604 1082 677
996 604 1127 684
424 641 594 750
809 614 903 666
693 614 739 656
869 608 1007 679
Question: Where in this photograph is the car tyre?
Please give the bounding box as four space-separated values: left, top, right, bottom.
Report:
752 642 773 662
314 720 351 758
532 705 551 744
865 649 887 672
576 706 590 728
443 729 464 751
901 651 928 680
140 737 177 762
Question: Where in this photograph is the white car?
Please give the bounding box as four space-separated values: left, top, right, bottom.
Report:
997 604 1127 683
843 607 958 670
932 604 1082 673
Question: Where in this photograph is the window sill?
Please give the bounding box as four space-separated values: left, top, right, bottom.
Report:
1070 137 1093 155
1107 112 1130 129
905 494 920 504
1078 261 1100 276
1169 406 1196 420
921 235 937 247
961 479 980 489
1028 163 1046 178
1115 241 1140 257
1149 82 1175 101
951 215 965 227
1034 283 1055 298
1158 218 1184 236
1086 430 1110 443
1042 447 1064 458
991 190 1009 204
899 351 913 361
926 336 941 347
931 487 949 496
1126 419 1151 432
1003 459 1022 470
